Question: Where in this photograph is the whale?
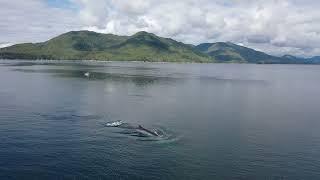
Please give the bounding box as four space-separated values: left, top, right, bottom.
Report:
105 121 160 137
137 125 159 136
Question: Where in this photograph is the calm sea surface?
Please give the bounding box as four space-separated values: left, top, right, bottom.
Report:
0 60 320 179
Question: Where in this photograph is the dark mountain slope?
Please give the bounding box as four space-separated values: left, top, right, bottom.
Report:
195 42 283 63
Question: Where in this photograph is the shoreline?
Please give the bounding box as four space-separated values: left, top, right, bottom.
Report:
0 59 318 66
0 59 206 64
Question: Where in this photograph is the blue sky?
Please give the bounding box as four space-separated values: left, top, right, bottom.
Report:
0 0 320 57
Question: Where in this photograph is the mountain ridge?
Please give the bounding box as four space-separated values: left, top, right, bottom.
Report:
0 30 318 64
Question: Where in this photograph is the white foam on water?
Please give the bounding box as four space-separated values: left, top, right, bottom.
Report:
105 120 123 127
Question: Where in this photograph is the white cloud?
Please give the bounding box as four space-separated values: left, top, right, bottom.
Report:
0 0 81 44
1 0 320 57
74 0 320 57
0 43 13 48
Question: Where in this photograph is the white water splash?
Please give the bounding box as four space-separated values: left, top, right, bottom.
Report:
105 120 123 127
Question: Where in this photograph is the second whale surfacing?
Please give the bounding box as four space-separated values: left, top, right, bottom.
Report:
105 120 163 138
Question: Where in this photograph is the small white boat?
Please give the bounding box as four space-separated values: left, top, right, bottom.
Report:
84 72 90 77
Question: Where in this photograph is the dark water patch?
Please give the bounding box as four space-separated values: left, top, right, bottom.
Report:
1 60 160 70
3 62 45 66
57 70 177 86
89 65 159 71
197 75 268 85
128 93 153 98
35 112 100 122
13 68 179 86
13 67 266 86
5 62 100 67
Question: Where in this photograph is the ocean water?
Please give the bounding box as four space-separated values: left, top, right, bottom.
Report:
0 60 320 179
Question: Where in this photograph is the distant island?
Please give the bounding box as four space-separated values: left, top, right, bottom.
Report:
0 30 319 64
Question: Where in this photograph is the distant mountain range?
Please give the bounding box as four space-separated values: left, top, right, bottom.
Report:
0 30 318 64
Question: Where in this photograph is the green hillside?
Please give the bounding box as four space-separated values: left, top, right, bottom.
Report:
0 31 212 62
195 42 283 63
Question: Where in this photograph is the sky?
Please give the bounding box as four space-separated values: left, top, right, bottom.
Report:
0 0 320 57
